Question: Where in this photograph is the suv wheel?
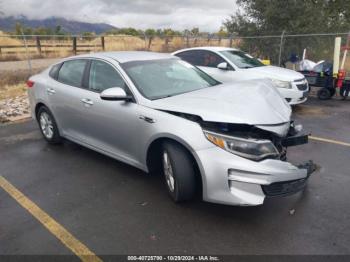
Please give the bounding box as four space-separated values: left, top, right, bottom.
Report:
37 106 62 144
162 141 196 202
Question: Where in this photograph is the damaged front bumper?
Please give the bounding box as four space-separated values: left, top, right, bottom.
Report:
195 145 316 206
261 160 315 197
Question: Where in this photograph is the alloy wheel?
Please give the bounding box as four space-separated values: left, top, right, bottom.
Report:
163 151 175 192
39 112 54 139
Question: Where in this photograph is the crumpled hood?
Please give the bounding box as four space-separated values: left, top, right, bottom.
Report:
146 79 291 127
247 66 305 81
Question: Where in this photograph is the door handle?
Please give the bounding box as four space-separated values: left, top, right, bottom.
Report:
46 88 56 94
81 98 94 106
139 115 155 123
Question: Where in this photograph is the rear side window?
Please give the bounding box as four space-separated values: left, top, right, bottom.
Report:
176 50 225 68
88 60 126 93
58 60 87 87
176 50 203 66
49 63 62 79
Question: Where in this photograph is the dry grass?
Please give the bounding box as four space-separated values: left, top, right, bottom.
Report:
0 33 239 61
0 69 43 100
0 83 27 100
0 31 22 45
0 69 41 86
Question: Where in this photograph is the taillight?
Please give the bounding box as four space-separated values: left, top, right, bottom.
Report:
26 80 35 88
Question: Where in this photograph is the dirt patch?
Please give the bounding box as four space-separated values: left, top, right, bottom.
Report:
293 104 328 116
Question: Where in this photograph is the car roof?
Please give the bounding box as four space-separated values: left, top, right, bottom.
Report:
62 51 176 63
172 46 239 54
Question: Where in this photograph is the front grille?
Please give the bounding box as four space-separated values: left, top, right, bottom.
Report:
294 78 306 82
296 83 308 91
262 178 308 197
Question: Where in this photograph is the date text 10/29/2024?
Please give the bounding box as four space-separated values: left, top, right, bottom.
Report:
127 256 220 261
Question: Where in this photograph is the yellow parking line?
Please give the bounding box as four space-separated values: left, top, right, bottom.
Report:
0 176 102 262
309 136 350 147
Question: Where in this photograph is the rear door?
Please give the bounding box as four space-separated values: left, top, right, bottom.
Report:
175 50 236 82
46 59 89 138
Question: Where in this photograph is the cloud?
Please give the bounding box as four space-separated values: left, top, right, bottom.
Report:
1 0 237 31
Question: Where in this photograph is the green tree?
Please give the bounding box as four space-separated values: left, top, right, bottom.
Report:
191 27 199 36
217 26 229 37
82 31 95 40
55 25 64 35
145 28 156 37
224 0 350 64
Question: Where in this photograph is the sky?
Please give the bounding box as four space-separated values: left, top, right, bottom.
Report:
0 0 237 32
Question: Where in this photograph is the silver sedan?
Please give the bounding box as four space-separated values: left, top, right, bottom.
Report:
28 51 315 206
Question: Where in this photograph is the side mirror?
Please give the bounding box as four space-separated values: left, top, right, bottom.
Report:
100 87 132 101
217 62 229 70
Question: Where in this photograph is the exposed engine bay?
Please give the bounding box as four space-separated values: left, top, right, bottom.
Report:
164 110 309 161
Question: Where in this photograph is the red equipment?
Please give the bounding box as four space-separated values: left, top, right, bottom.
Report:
336 69 346 88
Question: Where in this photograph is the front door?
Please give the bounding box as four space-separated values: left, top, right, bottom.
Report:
76 59 141 166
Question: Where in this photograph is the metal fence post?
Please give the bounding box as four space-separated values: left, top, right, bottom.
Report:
164 37 169 52
278 30 285 66
21 30 32 75
229 35 233 47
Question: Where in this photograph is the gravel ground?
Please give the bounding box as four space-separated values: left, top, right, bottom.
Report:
0 95 30 123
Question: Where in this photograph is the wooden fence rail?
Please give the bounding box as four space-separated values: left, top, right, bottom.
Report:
0 36 105 55
0 35 231 57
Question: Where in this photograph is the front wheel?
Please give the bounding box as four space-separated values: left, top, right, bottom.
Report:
37 106 62 144
162 142 197 202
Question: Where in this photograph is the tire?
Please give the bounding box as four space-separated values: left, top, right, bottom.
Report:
162 141 197 202
37 106 62 144
317 88 331 100
329 87 336 97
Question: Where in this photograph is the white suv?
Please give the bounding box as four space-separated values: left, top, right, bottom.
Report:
173 47 309 105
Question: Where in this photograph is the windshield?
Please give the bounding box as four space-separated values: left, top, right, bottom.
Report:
220 50 265 69
121 58 220 100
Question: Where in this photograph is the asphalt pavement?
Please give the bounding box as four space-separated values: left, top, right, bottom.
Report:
0 97 349 258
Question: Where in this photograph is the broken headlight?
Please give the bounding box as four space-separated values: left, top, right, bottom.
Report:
203 130 279 161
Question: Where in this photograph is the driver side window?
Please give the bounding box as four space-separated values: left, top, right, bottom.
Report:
89 60 126 93
201 51 225 68
176 50 231 70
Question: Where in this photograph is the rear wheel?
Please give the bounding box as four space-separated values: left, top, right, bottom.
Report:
317 88 331 100
37 106 62 144
162 142 197 202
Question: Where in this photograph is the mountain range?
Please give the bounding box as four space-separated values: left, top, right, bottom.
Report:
0 16 117 34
